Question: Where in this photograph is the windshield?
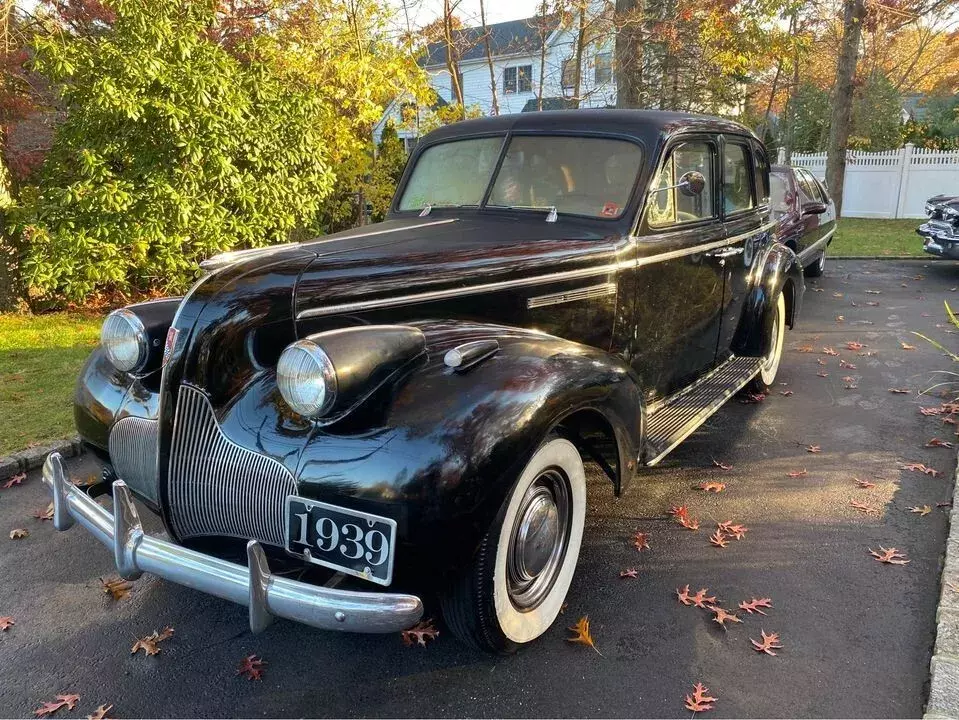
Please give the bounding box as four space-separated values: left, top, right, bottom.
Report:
397 134 643 220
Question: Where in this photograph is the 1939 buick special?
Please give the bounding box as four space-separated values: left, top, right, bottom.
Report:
43 110 803 653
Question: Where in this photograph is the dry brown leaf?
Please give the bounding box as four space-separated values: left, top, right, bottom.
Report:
865 289 881 295
908 505 932 516
839 360 857 369
740 392 766 404
901 462 939 477
750 630 783 656
739 598 773 615
400 619 439 648
677 586 717 609
855 478 876 488
707 605 742 629
684 682 717 713
901 342 917 350
832 292 844 298
870 546 910 565
697 482 726 493
668 505 689 519
846 341 866 351
926 438 954 448
567 616 602 655
32 503 54 521
836 315 845 322
712 459 733 470
87 704 113 720
920 407 944 416
620 568 638 579
10 528 28 539
33 695 80 718
677 514 700 531
0 616 14 631
817 371 829 377
709 530 729 548
796 345 814 353
806 445 821 454
786 469 808 477
850 500 880 515
100 577 133 601
822 347 839 356
888 388 910 394
2 472 26 489
237 654 267 680
632 531 650 551
817 358 827 366
130 626 174 656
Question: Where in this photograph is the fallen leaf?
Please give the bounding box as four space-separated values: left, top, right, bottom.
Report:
567 616 601 655
32 503 54 521
707 605 742 629
888 388 910 394
786 469 808 477
780 390 794 396
850 500 880 515
0 616 14 631
865 289 881 295
901 462 939 477
832 292 844 298
921 407 944 416
846 341 866 351
401 619 439 648
836 315 845 322
677 586 717 608
684 682 717 713
817 358 827 366
709 530 729 548
939 501 953 508
237 654 267 680
130 626 174 656
855 478 876 488
711 459 732 470
34 695 80 718
2 472 26 489
677 515 700 531
908 505 932 516
926 438 954 448
796 345 814 353
750 630 783 656
100 577 133 601
806 445 821 454
697 482 726 493
839 360 857 369
740 392 766 404
817 371 829 377
866 301 880 306
668 505 689 519
870 546 910 565
9 528 28 539
718 522 748 540
620 568 639 579
633 531 650 551
739 598 773 615
822 347 839 356
901 342 917 350
87 704 113 720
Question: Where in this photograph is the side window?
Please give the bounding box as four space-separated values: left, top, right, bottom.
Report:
794 169 818 203
798 169 825 202
753 146 770 207
647 141 716 228
722 142 755 215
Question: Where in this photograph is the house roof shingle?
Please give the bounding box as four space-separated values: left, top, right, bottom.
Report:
423 16 558 68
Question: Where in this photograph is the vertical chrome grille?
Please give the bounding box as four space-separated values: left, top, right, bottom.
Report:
167 385 296 547
109 417 159 503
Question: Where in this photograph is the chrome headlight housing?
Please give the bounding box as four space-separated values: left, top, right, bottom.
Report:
276 340 337 418
101 309 148 373
945 206 959 220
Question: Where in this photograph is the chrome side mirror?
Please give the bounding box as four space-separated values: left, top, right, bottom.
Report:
678 170 706 197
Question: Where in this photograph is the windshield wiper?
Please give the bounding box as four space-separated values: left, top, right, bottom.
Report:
418 203 476 217
492 204 558 223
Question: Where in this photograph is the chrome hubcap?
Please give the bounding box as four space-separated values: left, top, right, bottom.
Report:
507 469 571 610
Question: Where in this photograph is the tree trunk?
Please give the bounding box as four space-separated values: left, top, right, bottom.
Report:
443 0 465 116
782 13 800 164
537 0 548 111
572 3 587 109
479 0 499 115
825 0 866 216
614 0 644 108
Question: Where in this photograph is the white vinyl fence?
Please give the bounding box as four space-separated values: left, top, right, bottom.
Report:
779 144 959 219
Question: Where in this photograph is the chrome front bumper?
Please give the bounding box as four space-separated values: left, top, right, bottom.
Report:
41 452 423 634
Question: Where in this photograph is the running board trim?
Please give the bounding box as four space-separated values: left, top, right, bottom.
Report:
644 356 763 466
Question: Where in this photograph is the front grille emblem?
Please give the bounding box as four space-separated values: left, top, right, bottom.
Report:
163 327 179 367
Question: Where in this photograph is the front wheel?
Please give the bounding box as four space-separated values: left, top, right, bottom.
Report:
441 436 586 653
747 291 786 393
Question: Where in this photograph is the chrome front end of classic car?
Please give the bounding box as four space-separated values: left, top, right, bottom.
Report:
41 452 424 633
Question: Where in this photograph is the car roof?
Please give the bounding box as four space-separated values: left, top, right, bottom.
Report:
420 109 758 147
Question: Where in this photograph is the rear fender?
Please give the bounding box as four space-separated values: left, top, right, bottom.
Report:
732 243 804 357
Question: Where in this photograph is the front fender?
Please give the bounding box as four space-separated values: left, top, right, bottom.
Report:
293 321 643 575
733 242 804 357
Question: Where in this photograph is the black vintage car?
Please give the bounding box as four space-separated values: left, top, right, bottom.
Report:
918 194 959 259
43 110 804 653
769 165 837 277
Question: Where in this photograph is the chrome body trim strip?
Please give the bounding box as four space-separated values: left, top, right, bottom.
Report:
41 452 423 634
297 221 778 320
797 228 836 263
527 282 617 309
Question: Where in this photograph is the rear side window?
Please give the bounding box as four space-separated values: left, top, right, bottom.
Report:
799 169 826 202
769 172 793 219
723 142 755 215
794 169 820 203
753 147 770 207
647 141 716 227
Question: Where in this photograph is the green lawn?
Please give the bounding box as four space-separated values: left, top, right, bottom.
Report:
0 312 101 456
831 218 924 257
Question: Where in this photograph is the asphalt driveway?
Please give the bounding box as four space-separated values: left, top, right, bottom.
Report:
1 258 957 718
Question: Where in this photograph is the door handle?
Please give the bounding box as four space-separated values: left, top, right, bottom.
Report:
707 247 744 259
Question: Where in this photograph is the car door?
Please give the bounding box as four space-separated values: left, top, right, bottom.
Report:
612 135 726 401
716 137 767 356
792 168 825 261
800 168 836 239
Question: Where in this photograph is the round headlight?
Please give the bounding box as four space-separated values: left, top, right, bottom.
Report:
277 340 337 418
101 309 148 373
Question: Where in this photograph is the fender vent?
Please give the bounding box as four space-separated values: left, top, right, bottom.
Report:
167 385 296 547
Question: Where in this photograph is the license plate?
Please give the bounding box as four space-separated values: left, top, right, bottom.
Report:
285 496 397 586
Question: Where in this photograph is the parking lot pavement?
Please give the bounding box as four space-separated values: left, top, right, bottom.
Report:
1 258 958 718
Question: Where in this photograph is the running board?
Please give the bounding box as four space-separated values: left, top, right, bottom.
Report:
645 356 763 466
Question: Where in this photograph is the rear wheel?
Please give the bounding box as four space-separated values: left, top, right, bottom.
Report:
747 291 786 393
805 248 826 277
441 436 586 653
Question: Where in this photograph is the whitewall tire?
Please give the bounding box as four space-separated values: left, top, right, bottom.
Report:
749 291 786 393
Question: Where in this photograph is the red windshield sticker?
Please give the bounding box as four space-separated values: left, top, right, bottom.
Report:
601 202 619 217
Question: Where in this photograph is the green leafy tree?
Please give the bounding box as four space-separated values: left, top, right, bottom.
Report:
787 82 831 153
849 74 903 150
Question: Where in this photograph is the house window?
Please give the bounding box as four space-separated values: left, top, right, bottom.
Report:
504 65 533 94
561 58 575 90
594 52 612 84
